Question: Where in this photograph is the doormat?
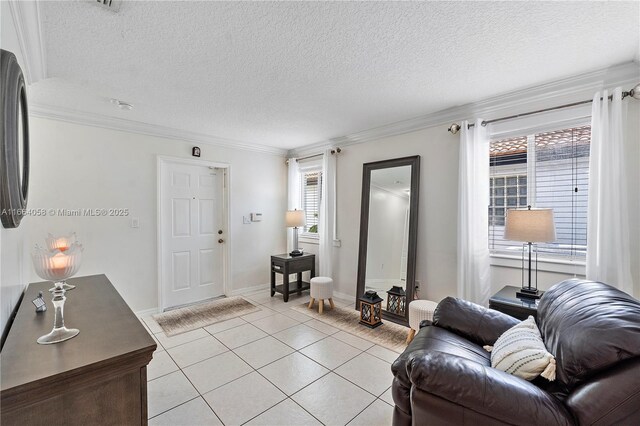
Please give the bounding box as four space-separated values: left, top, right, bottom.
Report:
292 303 408 353
153 296 260 336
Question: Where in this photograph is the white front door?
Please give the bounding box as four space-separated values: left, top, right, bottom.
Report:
160 160 225 309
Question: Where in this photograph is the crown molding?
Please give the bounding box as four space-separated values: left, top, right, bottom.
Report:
288 61 640 157
7 0 47 84
29 103 288 156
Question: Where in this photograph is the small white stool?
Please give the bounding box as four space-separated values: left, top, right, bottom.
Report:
407 300 438 344
308 277 334 314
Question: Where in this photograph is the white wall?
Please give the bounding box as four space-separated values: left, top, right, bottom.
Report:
322 101 640 303
1 1 32 334
24 117 287 313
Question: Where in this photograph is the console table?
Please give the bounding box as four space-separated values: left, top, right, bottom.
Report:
0 274 156 426
489 285 542 320
270 253 315 302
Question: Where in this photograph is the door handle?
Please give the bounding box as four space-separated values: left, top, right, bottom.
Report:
218 239 224 244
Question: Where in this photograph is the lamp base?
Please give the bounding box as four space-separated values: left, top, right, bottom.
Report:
37 327 79 345
48 283 76 292
517 287 542 300
289 250 304 257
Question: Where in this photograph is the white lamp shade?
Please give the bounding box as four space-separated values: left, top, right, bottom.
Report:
504 208 556 243
286 210 305 227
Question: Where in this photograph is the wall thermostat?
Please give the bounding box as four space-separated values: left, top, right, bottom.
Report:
250 213 262 222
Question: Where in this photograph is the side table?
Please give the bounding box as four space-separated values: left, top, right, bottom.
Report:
489 285 542 321
270 253 315 302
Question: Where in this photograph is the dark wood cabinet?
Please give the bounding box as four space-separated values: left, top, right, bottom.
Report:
270 253 315 302
489 285 541 320
0 274 156 426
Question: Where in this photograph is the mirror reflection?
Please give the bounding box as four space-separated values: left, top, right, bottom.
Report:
365 165 412 314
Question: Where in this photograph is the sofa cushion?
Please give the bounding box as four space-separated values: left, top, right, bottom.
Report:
537 279 640 394
487 316 556 381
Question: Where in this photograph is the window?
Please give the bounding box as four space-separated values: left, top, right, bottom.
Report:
300 170 322 234
489 125 591 259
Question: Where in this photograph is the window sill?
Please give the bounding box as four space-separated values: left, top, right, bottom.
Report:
299 234 319 245
490 253 585 275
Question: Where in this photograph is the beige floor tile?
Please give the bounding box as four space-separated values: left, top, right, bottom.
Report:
149 397 222 425
252 313 299 334
278 308 314 323
347 399 394 426
272 324 327 350
154 328 209 349
213 323 268 349
241 307 277 322
166 335 228 368
299 336 362 369
335 352 394 396
203 372 286 425
379 387 394 406
367 345 402 364
203 317 246 335
233 336 294 369
258 352 329 395
304 319 340 335
245 399 322 426
292 373 375 426
148 351 179 381
333 330 375 351
182 351 252 394
147 371 198 419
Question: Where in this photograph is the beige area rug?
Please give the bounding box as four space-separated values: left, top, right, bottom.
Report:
292 303 409 353
153 297 260 336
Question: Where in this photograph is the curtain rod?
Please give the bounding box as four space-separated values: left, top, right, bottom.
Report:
448 83 640 134
291 147 342 162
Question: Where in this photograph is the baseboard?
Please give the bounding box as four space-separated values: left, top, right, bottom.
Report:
229 283 270 296
135 307 160 317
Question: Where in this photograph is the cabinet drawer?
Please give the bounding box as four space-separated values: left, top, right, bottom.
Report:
287 257 314 274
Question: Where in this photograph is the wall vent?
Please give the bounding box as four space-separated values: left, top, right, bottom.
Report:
94 0 122 12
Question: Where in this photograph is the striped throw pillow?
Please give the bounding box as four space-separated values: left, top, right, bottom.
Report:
484 316 556 381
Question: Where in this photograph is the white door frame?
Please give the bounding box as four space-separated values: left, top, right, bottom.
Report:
157 155 231 312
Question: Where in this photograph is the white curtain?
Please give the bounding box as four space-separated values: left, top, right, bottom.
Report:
457 119 491 306
287 158 301 253
319 149 337 277
587 87 633 293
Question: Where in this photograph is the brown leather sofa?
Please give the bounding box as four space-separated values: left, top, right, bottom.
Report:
391 279 640 425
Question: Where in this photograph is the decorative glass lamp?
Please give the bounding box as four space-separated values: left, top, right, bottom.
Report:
44 233 79 290
386 286 406 315
286 209 305 256
31 243 83 344
359 290 383 328
504 206 556 299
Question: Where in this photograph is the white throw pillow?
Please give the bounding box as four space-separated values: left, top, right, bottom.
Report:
484 316 556 381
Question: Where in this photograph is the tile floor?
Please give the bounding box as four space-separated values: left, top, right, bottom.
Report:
140 289 400 426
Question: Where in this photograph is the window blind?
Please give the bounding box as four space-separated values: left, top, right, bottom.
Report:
489 125 590 259
300 171 322 233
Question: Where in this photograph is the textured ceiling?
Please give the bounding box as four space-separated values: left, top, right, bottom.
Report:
34 1 639 150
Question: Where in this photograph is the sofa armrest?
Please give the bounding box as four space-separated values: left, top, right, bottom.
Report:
432 297 519 346
408 352 574 426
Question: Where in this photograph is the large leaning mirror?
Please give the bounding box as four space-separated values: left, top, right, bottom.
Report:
356 156 420 325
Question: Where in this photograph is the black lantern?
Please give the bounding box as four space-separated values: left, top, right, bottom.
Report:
359 291 383 328
386 286 406 315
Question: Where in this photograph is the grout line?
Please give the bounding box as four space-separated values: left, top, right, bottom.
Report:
148 289 395 425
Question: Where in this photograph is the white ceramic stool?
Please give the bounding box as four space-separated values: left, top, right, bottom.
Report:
407 300 438 344
308 277 334 314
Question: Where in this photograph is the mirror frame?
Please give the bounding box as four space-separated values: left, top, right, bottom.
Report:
0 49 30 229
355 155 420 326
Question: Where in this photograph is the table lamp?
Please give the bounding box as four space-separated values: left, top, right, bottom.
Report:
286 209 305 256
504 206 556 299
